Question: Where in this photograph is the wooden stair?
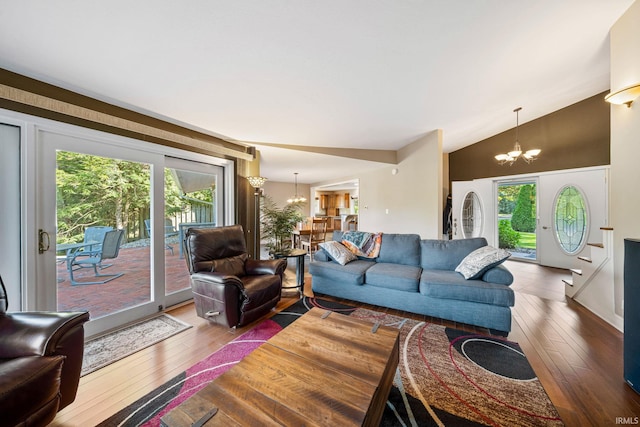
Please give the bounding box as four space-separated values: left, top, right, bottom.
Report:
566 227 612 298
564 226 621 331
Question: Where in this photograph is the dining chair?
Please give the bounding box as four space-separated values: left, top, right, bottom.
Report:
301 218 328 260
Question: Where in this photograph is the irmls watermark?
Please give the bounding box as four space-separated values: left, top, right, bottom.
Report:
616 417 639 425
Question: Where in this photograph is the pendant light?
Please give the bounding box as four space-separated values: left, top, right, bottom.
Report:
495 107 541 165
287 172 306 203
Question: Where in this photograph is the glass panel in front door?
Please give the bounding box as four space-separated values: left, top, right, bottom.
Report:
55 151 152 319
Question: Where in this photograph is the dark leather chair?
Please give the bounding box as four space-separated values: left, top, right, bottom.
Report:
0 275 90 426
183 225 287 328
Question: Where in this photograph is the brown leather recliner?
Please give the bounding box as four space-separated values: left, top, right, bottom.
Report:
184 225 287 328
0 275 90 426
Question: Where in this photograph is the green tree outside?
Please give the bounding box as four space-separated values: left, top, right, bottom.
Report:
511 184 537 233
56 152 209 244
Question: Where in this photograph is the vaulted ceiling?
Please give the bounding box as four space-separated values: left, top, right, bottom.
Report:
0 1 633 183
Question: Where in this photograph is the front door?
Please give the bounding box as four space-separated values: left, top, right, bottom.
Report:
452 167 608 270
538 168 608 269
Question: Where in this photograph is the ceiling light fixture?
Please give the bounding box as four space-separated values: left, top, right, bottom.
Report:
605 83 640 108
287 173 306 204
495 107 541 166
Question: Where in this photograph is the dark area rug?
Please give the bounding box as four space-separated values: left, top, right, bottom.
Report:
98 297 563 426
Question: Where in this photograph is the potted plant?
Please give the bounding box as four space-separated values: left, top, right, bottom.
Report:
260 196 305 257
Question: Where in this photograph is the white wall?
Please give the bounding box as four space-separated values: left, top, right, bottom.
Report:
358 130 443 238
262 180 312 218
611 0 640 322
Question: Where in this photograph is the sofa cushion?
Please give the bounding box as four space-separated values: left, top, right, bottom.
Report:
455 246 511 279
319 241 357 265
421 238 488 270
309 259 375 286
420 270 515 306
366 263 421 292
377 234 421 266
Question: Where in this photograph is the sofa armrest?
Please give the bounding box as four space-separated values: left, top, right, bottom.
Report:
481 264 514 286
245 258 287 276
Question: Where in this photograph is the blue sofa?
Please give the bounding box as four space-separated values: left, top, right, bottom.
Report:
309 232 515 334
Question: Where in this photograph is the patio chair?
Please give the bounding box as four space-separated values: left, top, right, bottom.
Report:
59 226 113 269
83 225 113 268
145 219 179 255
67 229 125 285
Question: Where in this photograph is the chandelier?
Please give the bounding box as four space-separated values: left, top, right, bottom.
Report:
495 107 541 165
287 172 307 203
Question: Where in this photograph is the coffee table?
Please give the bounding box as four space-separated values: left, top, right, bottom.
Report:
161 307 399 426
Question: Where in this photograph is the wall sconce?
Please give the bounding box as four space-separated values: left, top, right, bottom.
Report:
605 83 640 108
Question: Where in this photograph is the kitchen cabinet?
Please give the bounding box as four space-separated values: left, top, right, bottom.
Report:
319 194 328 210
319 192 351 215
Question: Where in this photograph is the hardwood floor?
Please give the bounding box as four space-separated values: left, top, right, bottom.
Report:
51 261 640 426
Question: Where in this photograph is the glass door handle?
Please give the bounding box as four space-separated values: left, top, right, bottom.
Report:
38 229 50 254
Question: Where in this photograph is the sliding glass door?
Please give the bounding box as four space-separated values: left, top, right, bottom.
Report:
35 129 228 337
38 130 162 336
0 123 21 310
163 157 224 306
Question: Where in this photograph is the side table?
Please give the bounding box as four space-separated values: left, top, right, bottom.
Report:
274 248 307 296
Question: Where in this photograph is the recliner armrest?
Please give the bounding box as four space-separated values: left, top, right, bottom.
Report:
245 258 287 276
0 311 89 359
190 271 245 288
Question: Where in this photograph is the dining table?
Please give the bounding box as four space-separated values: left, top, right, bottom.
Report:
291 226 335 249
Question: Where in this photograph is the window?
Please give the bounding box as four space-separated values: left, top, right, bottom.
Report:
554 185 587 254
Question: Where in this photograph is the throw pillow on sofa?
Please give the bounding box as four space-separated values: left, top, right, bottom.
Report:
455 245 511 280
319 241 358 265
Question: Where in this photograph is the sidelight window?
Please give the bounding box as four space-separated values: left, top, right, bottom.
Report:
554 185 588 254
461 191 483 238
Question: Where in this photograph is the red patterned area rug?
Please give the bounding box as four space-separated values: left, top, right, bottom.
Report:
98 298 563 426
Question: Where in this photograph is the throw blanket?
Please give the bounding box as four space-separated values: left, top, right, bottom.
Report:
342 231 382 258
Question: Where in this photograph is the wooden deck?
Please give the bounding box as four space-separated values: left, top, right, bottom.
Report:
57 244 190 319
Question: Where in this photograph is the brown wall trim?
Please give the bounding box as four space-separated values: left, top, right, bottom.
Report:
0 68 253 161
